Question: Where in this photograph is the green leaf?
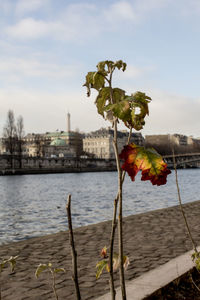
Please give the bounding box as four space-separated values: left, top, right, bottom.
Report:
192 252 200 271
133 91 151 103
84 60 127 99
35 264 48 278
105 91 151 130
83 72 96 97
95 87 111 117
106 100 131 122
54 268 66 274
112 88 125 103
8 256 18 273
93 72 105 91
96 260 108 279
96 87 126 119
114 60 127 72
83 71 105 97
0 262 5 273
0 256 18 273
96 61 108 76
105 60 115 72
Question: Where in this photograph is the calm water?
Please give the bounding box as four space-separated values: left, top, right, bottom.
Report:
0 169 199 245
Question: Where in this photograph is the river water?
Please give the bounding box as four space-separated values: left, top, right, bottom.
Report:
0 169 199 245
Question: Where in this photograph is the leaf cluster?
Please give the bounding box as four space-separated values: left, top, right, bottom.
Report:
192 252 200 271
35 263 65 278
0 256 18 274
96 246 129 279
83 60 151 131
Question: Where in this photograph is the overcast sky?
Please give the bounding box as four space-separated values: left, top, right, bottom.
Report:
0 0 200 137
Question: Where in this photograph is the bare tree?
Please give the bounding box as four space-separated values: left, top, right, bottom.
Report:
16 115 25 168
3 110 17 168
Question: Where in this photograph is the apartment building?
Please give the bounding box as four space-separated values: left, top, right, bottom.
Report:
83 127 144 159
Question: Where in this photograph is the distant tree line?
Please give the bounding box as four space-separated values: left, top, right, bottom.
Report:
2 110 25 168
145 139 200 156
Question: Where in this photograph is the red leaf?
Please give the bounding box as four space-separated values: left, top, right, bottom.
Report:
100 246 108 258
119 143 171 186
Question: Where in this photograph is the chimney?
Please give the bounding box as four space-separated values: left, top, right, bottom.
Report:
67 112 71 133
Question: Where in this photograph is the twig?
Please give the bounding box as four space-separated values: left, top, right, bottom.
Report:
51 270 59 300
190 273 200 293
66 194 82 300
172 151 198 253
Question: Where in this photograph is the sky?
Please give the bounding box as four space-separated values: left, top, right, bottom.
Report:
0 0 200 138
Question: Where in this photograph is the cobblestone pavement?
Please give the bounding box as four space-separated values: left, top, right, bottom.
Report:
1 200 200 300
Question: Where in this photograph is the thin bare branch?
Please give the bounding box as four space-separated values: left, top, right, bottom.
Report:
66 194 82 300
172 150 198 253
190 273 200 292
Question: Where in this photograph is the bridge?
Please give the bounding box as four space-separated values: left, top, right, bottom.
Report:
163 153 200 168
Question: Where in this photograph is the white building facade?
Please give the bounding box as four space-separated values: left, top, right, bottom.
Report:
83 127 144 159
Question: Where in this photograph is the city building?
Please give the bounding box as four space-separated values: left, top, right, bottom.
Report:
44 138 76 157
23 113 83 157
22 133 47 156
83 127 144 159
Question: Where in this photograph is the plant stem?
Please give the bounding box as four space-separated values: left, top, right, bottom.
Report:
109 128 132 299
66 194 82 300
107 70 127 299
109 198 117 300
51 270 59 300
190 273 200 292
172 151 198 254
113 119 126 300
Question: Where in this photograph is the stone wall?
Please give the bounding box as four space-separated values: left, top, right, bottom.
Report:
0 155 117 175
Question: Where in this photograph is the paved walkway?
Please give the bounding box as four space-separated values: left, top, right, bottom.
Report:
1 200 200 300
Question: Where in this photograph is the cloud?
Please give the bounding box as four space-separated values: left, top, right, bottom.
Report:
3 0 200 42
0 57 81 85
143 89 200 137
174 0 200 17
104 1 136 23
0 87 106 135
121 64 156 79
0 1 12 14
5 2 99 40
4 0 170 41
1 85 200 138
122 65 143 78
15 0 50 15
5 18 60 39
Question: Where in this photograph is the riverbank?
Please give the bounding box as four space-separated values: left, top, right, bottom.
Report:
1 200 200 299
0 166 117 175
0 155 117 176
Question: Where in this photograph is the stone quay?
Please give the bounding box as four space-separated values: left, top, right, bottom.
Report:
1 200 200 299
